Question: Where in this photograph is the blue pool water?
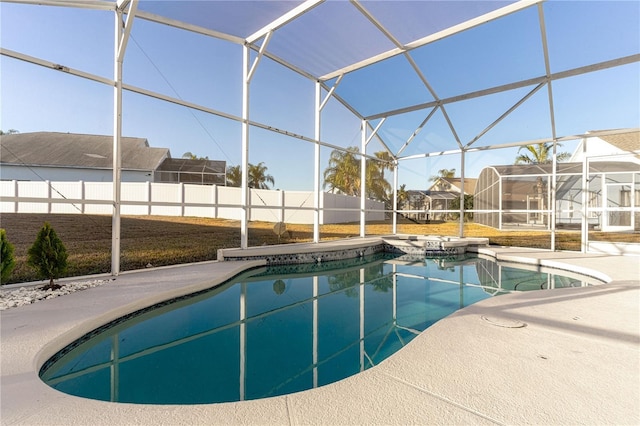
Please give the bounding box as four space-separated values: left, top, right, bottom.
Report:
39 253 596 404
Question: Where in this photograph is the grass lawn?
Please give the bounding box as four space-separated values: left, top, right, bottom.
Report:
1 213 637 284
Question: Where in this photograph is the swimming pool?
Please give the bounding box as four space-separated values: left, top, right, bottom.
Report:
39 253 599 404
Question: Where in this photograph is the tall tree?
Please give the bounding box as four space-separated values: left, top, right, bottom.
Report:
248 162 275 189
322 147 393 203
182 152 209 160
430 168 456 182
396 184 409 210
515 142 570 164
323 147 360 196
226 165 242 187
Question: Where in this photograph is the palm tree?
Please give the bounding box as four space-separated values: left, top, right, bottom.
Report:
514 142 570 227
182 152 209 160
430 168 456 182
322 147 393 203
365 158 391 203
248 162 275 189
396 184 409 210
323 147 360 196
515 142 570 164
226 165 241 187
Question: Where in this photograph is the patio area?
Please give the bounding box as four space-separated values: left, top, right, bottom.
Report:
1 245 638 425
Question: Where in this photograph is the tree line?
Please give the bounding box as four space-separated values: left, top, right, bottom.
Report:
213 140 570 208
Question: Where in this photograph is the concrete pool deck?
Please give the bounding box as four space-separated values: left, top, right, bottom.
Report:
1 243 639 425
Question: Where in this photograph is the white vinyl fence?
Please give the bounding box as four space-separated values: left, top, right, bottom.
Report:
0 180 385 224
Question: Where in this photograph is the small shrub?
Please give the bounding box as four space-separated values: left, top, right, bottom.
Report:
1 229 16 284
27 222 68 290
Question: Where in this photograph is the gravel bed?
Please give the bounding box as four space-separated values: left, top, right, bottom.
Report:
0 280 111 311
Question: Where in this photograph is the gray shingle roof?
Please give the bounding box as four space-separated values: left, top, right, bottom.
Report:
0 132 169 171
597 130 640 153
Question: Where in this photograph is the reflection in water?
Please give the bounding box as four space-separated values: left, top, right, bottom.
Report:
40 253 595 405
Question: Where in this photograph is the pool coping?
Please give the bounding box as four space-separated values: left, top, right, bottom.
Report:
1 243 639 425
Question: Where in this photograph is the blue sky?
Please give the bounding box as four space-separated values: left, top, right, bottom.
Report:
1 1 639 191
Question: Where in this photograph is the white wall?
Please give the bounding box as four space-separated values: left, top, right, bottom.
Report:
0 180 385 224
570 136 640 164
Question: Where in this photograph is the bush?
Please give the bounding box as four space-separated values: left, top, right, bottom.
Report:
27 222 68 289
1 229 16 284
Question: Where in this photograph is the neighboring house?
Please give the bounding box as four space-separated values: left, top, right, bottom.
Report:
403 177 477 222
569 130 640 163
473 129 640 231
0 132 225 185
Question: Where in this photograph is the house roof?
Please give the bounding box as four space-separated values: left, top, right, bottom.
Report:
596 130 640 153
0 132 169 171
429 177 478 195
442 178 477 195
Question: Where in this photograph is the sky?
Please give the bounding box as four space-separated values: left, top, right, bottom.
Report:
1 0 639 191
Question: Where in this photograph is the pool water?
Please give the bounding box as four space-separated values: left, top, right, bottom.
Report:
40 253 595 404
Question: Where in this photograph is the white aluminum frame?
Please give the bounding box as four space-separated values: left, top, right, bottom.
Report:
1 0 638 274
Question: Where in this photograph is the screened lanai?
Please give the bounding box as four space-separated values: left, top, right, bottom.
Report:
1 0 639 274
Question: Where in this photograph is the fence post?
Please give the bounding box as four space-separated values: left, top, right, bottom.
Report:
13 180 18 213
46 180 52 214
180 183 185 217
213 184 218 219
80 181 85 214
279 190 285 223
147 181 152 216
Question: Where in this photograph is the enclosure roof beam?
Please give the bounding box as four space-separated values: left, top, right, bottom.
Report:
135 10 244 45
320 0 541 81
116 0 137 63
395 107 438 158
465 82 546 148
247 31 273 83
246 0 324 44
319 75 343 111
116 0 130 10
397 128 640 161
365 118 386 146
3 0 115 11
365 53 640 121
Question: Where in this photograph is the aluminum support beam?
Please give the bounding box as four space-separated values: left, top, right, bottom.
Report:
459 151 465 237
111 9 124 276
581 139 589 252
360 120 367 237
314 82 322 243
241 45 251 249
110 0 137 276
392 162 398 234
539 3 559 251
